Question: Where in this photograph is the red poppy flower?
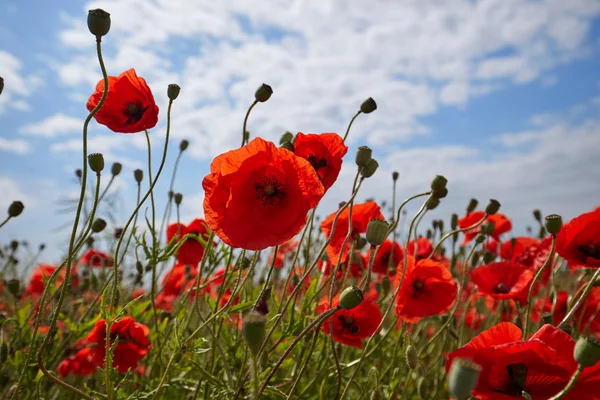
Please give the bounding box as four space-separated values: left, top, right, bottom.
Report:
166 219 213 265
318 291 382 348
407 237 436 261
85 316 150 373
470 262 534 304
293 132 348 191
321 201 385 264
86 69 159 134
500 237 539 262
556 207 600 269
203 137 324 251
394 257 458 323
459 211 512 245
78 249 114 267
320 250 366 279
26 264 80 296
155 264 198 311
447 323 600 399
268 240 299 269
57 341 95 378
368 240 403 276
532 291 569 325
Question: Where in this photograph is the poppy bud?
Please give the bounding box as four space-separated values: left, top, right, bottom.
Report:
39 243 46 251
481 221 495 236
136 261 144 275
538 226 546 239
426 229 433 240
360 97 377 114
432 187 448 199
451 213 458 230
87 9 111 38
242 310 267 355
280 141 294 152
381 275 391 295
134 169 143 183
167 84 181 100
533 209 542 223
8 201 24 218
482 251 495 264
85 236 94 248
254 83 273 103
475 234 486 244
574 336 600 367
541 313 553 325
0 342 7 363
355 146 373 168
485 199 501 215
430 175 448 192
280 131 294 145
560 324 573 336
87 153 104 174
426 197 440 210
366 219 389 246
179 139 189 152
361 159 379 178
448 358 482 400
75 169 83 179
339 285 364 310
91 218 107 233
466 198 478 214
0 77 4 96
10 240 18 251
111 162 122 176
544 214 562 236
392 171 399 181
174 193 183 205
7 279 20 296
405 345 417 369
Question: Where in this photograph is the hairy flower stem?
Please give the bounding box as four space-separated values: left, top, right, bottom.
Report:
342 110 361 142
558 266 600 329
241 100 257 147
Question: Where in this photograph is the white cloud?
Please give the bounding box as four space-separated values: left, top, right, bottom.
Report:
0 138 30 154
0 51 42 115
0 176 35 213
19 113 82 137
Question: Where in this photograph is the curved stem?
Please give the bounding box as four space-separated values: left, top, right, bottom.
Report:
342 110 361 142
548 365 583 400
241 100 257 147
429 213 488 258
0 216 11 230
558 267 600 330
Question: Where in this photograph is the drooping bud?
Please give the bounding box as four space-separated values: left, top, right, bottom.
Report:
355 146 373 168
544 214 562 236
339 286 364 310
574 336 600 367
280 141 294 152
405 345 417 369
366 219 389 246
242 310 267 355
179 139 189 152
451 213 458 230
254 83 273 103
280 131 294 145
8 201 24 218
7 279 20 296
360 97 377 114
111 162 122 176
475 234 486 245
426 197 440 210
448 358 482 400
75 169 83 179
10 240 18 251
485 199 501 215
91 218 107 233
87 9 111 39
466 198 478 214
533 209 542 223
134 169 143 183
480 221 495 236
482 251 495 264
87 153 104 174
430 175 448 192
174 193 183 205
360 159 379 178
392 171 399 181
136 261 144 275
167 84 181 100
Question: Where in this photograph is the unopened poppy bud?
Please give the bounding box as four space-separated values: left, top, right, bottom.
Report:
179 139 189 152
475 234 486 244
7 279 20 296
85 237 94 248
426 197 440 210
381 275 391 294
482 251 495 264
430 175 448 192
481 221 495 236
280 131 294 145
8 201 24 218
471 253 481 268
339 285 364 310
134 169 143 183
541 313 553 325
466 198 478 213
544 214 562 236
10 240 18 251
366 219 389 246
75 169 82 179
0 342 7 363
432 187 448 199
280 141 294 152
392 171 399 181
560 324 573 336
448 358 482 400
538 226 546 239
136 261 144 275
405 345 417 369
485 199 501 215
174 193 183 205
242 310 267 355
574 336 600 367
87 153 104 174
87 9 111 38
451 213 458 230
111 162 122 176
355 146 373 168
361 159 379 178
360 97 377 114
167 83 180 100
91 218 106 233
255 83 273 102
0 77 4 96
533 209 542 223
426 229 433 240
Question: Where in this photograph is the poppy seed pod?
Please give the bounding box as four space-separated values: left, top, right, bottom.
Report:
136 261 144 275
91 218 107 233
280 131 294 145
361 159 379 178
480 221 496 236
10 240 18 251
544 214 562 236
339 285 364 310
355 146 373 168
88 153 104 174
360 97 377 114
451 213 458 230
533 209 542 223
0 77 4 96
254 83 273 102
179 139 189 152
485 199 501 215
280 141 294 152
7 279 20 296
392 171 399 181
87 9 111 38
426 197 440 210
467 198 478 213
541 313 553 325
111 162 122 176
242 310 267 355
475 234 486 244
574 336 600 367
134 169 143 183
366 218 389 246
405 345 417 369
430 175 448 192
8 201 24 217
432 187 448 199
174 193 183 205
167 83 180 100
448 358 482 400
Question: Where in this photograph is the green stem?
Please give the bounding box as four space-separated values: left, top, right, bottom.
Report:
241 100 257 147
342 110 361 142
429 213 489 258
558 267 600 329
548 365 583 400
0 216 11 230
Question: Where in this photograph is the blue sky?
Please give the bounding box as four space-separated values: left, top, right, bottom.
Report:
2 0 600 262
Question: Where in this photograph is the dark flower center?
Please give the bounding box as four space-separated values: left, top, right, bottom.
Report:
337 315 360 334
307 154 328 176
122 100 149 125
578 244 600 260
505 363 528 394
255 175 285 206
413 279 424 291
494 282 509 294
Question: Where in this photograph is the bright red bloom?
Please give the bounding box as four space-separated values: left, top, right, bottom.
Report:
500 237 539 262
57 341 95 378
155 264 198 311
394 257 457 323
78 249 113 268
532 291 569 325
320 250 366 279
556 207 600 269
368 240 403 276
446 323 600 399
86 69 159 134
318 291 382 348
293 132 348 191
26 264 79 296
85 316 150 373
203 138 324 251
470 262 534 304
321 201 385 264
166 219 212 265
459 211 512 245
406 237 435 261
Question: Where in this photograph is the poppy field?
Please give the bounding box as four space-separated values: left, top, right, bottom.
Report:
2 8 600 400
